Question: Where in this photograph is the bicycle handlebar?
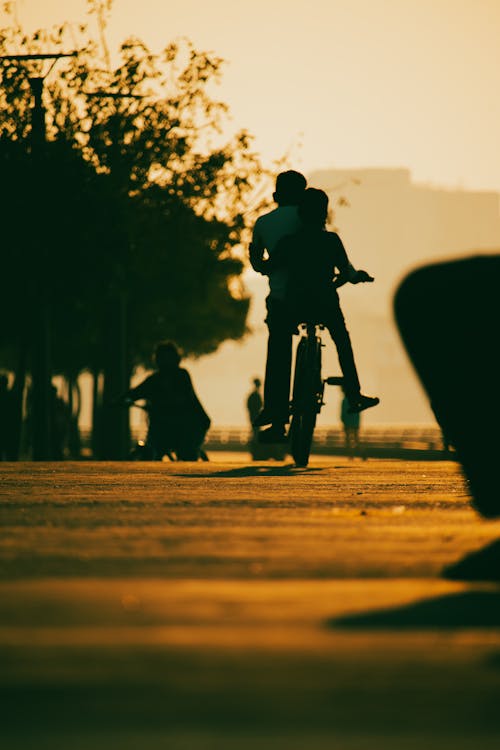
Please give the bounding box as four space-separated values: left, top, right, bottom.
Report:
333 269 374 288
354 270 374 283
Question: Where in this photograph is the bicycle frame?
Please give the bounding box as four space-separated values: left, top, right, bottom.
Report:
291 324 324 417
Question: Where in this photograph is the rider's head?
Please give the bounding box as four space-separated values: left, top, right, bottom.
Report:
253 377 261 388
298 188 329 229
0 373 8 391
273 170 307 207
155 341 181 371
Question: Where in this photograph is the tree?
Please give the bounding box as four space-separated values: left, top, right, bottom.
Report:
0 0 272 456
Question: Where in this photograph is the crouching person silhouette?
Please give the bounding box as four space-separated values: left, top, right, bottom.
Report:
120 341 211 461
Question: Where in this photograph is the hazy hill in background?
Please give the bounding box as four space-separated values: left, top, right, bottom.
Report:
186 168 500 428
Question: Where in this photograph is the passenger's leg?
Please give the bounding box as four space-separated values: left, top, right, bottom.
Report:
325 303 379 414
324 304 361 403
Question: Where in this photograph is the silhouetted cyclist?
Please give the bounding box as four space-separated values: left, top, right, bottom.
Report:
120 341 210 460
254 188 379 442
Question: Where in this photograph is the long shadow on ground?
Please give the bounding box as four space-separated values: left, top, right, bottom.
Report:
174 464 326 478
328 590 500 629
443 539 500 582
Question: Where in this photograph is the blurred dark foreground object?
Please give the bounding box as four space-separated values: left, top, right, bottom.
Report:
394 254 500 518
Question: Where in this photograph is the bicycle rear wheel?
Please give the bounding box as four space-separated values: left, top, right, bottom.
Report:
290 411 316 467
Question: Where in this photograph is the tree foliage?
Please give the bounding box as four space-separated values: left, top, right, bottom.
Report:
0 0 271 378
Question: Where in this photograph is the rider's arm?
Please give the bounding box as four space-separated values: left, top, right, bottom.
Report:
250 234 290 275
249 241 268 273
332 235 374 287
119 375 152 405
334 262 356 289
249 219 267 273
331 234 353 288
260 235 289 273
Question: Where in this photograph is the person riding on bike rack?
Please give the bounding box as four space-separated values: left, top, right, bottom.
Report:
252 187 379 444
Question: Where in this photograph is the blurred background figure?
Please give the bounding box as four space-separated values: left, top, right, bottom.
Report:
395 254 500 519
245 376 287 461
246 377 263 442
246 376 266 460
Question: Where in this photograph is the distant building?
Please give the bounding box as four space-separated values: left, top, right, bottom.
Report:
310 167 500 316
309 168 500 424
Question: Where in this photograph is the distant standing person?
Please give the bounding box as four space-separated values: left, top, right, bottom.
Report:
341 389 361 458
246 377 263 441
245 375 286 461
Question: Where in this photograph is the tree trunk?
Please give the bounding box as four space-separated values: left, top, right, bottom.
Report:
99 277 130 460
91 367 102 459
66 373 82 459
9 343 27 460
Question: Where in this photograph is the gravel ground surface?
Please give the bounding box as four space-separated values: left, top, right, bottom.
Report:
1 456 500 749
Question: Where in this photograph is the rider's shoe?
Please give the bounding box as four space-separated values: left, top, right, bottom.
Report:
258 425 288 444
348 395 380 414
253 409 274 427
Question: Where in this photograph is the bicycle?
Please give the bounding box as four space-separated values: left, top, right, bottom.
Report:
288 271 376 467
289 321 343 467
127 401 209 462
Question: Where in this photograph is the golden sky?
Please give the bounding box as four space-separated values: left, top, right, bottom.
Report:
9 0 500 190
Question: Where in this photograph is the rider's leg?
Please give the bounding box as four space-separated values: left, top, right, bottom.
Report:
324 303 379 413
324 303 361 402
257 298 293 428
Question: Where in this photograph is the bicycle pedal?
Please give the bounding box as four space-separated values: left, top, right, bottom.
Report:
325 376 344 386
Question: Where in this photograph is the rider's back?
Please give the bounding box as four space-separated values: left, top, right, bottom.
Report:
273 227 349 318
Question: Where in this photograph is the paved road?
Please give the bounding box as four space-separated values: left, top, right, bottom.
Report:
1 457 500 749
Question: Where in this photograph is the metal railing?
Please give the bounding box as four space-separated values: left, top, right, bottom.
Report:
77 424 454 460
204 425 453 460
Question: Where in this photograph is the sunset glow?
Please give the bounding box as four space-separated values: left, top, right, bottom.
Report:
12 0 500 191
